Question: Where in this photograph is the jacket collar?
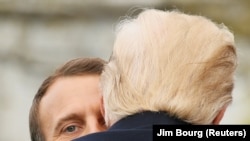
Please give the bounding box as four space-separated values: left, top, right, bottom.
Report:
109 111 190 130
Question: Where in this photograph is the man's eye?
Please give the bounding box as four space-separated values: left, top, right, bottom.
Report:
59 124 83 138
64 125 77 133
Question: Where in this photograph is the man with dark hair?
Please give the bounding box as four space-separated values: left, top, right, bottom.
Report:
29 58 107 141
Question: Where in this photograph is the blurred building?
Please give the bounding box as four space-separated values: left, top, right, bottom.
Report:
0 0 249 140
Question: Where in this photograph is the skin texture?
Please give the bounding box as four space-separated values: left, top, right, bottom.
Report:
39 75 106 141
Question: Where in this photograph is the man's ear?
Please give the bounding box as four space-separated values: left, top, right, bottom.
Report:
100 96 105 118
212 106 227 124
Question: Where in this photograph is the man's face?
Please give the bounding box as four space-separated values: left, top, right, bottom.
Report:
39 75 107 141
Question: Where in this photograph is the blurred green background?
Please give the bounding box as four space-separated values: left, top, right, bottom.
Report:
0 0 249 140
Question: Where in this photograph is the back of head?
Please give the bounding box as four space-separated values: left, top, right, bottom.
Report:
101 9 237 126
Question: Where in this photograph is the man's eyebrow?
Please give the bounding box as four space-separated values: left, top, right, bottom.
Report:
54 113 83 133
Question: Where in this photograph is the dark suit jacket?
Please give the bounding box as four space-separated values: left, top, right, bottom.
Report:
73 111 190 141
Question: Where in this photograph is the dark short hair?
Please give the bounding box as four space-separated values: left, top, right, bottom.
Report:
29 57 106 141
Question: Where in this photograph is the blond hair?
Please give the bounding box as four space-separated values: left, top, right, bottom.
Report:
101 9 237 126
